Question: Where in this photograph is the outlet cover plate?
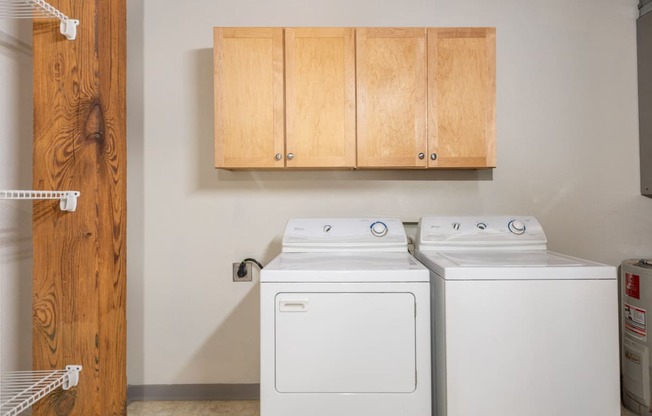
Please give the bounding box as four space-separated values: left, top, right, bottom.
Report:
233 262 252 282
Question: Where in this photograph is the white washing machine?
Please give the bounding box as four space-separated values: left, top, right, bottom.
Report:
260 218 431 416
414 216 620 416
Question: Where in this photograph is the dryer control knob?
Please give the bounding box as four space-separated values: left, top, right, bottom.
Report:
370 221 388 237
508 219 526 235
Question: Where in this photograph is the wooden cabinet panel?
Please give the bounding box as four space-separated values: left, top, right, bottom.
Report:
428 28 496 168
214 28 284 168
213 27 496 170
356 28 427 168
285 28 356 168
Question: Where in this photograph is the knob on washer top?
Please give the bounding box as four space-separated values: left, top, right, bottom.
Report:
370 221 388 237
508 219 526 235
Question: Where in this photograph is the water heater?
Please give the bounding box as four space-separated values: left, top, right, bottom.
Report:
622 258 652 414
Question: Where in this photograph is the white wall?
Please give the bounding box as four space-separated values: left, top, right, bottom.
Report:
129 0 652 385
0 20 33 373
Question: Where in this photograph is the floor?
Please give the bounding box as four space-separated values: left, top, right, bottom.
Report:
126 401 259 416
127 401 637 416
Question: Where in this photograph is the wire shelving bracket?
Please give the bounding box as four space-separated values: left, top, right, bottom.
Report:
0 365 82 416
0 190 80 212
0 0 79 40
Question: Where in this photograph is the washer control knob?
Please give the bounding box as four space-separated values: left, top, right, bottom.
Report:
370 221 388 237
452 222 461 231
508 219 526 235
477 222 487 230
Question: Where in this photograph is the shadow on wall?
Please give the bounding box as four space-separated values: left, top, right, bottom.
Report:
176 281 261 383
0 21 34 373
191 48 493 192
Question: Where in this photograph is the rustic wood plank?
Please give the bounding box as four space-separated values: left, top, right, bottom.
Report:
32 0 126 415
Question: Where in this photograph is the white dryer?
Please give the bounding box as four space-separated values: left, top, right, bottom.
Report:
414 216 620 416
260 218 431 416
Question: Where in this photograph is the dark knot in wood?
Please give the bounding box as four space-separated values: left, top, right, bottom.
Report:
84 101 105 144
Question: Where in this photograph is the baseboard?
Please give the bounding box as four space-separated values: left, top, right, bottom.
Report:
127 384 260 403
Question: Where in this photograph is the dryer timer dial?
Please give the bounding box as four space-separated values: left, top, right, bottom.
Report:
508 219 526 235
370 221 388 237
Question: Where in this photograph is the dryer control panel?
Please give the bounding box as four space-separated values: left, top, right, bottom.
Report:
416 216 548 251
282 218 408 253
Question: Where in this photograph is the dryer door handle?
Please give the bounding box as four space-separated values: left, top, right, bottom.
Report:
279 300 309 312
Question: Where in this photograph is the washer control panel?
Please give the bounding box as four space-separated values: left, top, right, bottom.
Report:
283 218 407 252
416 216 548 250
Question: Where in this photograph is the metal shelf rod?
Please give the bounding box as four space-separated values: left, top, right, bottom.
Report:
0 366 82 416
0 0 79 40
0 190 80 212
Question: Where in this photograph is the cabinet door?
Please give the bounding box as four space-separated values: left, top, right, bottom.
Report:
285 28 356 168
356 28 427 168
214 28 284 168
428 28 496 168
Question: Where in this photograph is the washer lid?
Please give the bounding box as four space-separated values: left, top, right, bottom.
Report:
282 218 408 253
439 251 586 267
415 250 616 280
261 252 429 283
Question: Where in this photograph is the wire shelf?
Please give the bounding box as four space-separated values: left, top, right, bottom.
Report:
0 190 80 212
0 0 79 40
0 366 82 416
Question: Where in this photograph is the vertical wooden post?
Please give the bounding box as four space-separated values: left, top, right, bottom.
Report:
32 0 126 415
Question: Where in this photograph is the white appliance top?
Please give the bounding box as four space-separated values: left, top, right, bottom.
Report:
415 250 615 280
438 251 586 267
416 216 547 251
282 218 408 253
261 252 428 283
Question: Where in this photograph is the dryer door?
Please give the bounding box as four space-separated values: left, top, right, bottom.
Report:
275 292 416 393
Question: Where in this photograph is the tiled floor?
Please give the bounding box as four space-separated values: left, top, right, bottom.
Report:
126 401 259 416
127 401 638 416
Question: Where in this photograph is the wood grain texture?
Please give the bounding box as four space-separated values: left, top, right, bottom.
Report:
356 28 427 168
214 28 284 168
32 0 127 415
285 28 355 168
428 28 496 168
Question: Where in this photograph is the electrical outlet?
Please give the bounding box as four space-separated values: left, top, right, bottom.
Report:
233 262 252 282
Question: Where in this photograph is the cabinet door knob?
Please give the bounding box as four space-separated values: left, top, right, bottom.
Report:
430 153 437 161
287 153 294 160
418 153 425 160
275 153 283 161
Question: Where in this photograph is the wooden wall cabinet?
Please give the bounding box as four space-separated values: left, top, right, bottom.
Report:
356 28 427 168
214 27 356 169
285 28 356 168
427 28 496 168
214 28 285 168
213 27 496 170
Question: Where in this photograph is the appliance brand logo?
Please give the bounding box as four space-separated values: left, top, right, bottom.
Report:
626 273 641 300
